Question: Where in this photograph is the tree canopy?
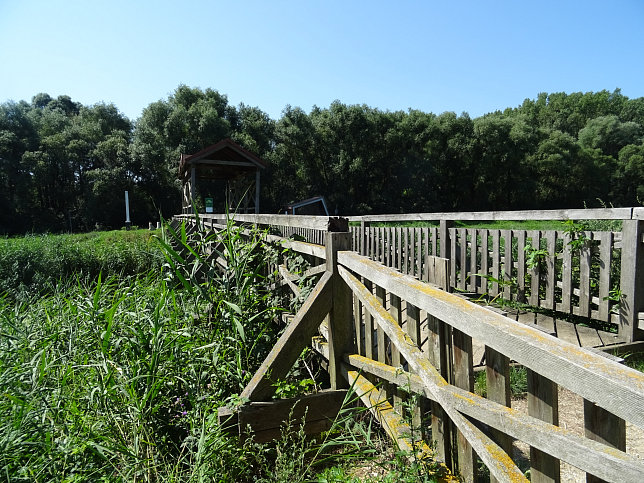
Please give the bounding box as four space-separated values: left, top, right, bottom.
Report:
1 87 643 234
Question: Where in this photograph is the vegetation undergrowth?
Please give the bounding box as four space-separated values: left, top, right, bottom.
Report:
1 220 443 481
0 229 163 300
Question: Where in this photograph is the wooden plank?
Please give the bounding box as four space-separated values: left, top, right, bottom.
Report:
491 230 500 297
485 347 513 475
440 219 452 259
345 353 644 483
579 233 592 318
469 228 478 292
326 232 354 390
453 328 476 482
224 390 347 443
427 313 452 466
502 230 513 301
200 213 349 231
376 227 382 263
403 227 409 274
376 285 387 364
347 208 632 223
450 228 457 288
240 272 333 401
389 293 403 409
337 251 644 427
560 231 573 313
406 301 424 433
364 280 374 360
431 226 438 256
598 231 613 321
344 369 433 456
516 230 526 303
459 227 467 291
416 228 422 278
480 229 489 296
584 400 626 483
619 220 644 342
543 231 556 310
354 282 364 357
397 226 403 272
278 264 301 296
527 370 560 483
529 231 541 306
422 227 430 280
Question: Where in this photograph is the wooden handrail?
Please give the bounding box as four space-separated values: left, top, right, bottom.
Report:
337 250 644 428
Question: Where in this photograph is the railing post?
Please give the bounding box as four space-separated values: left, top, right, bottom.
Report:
360 220 371 256
527 370 560 483
439 219 454 290
326 230 354 390
619 219 644 342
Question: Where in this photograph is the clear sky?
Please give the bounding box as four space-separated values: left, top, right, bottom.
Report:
1 0 643 122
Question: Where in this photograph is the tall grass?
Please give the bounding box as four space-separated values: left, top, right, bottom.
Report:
0 230 164 300
1 222 401 481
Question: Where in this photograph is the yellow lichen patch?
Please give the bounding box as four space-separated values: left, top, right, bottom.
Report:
482 440 529 483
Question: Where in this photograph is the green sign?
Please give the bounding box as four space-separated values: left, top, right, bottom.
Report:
205 197 213 213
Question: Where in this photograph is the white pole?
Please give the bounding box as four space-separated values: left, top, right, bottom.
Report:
125 190 131 229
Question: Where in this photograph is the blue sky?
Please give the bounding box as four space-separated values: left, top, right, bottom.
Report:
1 0 643 121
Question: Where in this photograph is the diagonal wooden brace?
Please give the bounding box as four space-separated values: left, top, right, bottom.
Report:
240 272 333 402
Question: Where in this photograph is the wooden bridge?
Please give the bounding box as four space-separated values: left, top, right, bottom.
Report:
174 208 644 483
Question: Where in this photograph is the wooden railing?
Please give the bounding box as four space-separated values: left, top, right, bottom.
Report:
348 208 644 343
175 212 644 483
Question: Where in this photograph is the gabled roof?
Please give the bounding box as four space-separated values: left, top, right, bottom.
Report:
178 138 268 180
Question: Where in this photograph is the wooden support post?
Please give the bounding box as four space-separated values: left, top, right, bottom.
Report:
439 219 453 261
619 219 644 342
389 293 403 409
452 328 476 482
527 370 560 483
428 314 452 467
407 302 423 434
485 347 513 483
364 280 374 360
326 231 354 390
583 401 626 483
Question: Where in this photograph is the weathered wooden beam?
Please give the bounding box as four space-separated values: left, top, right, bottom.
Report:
620 219 644 342
337 250 644 427
278 264 301 296
348 208 634 223
326 232 354 390
199 213 349 232
343 353 644 483
343 369 431 456
339 266 527 482
240 272 332 401
218 389 347 443
527 370 560 483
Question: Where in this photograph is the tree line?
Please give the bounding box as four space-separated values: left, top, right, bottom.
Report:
1 86 643 234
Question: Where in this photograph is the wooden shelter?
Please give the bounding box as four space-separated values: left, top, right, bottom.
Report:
179 139 268 214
